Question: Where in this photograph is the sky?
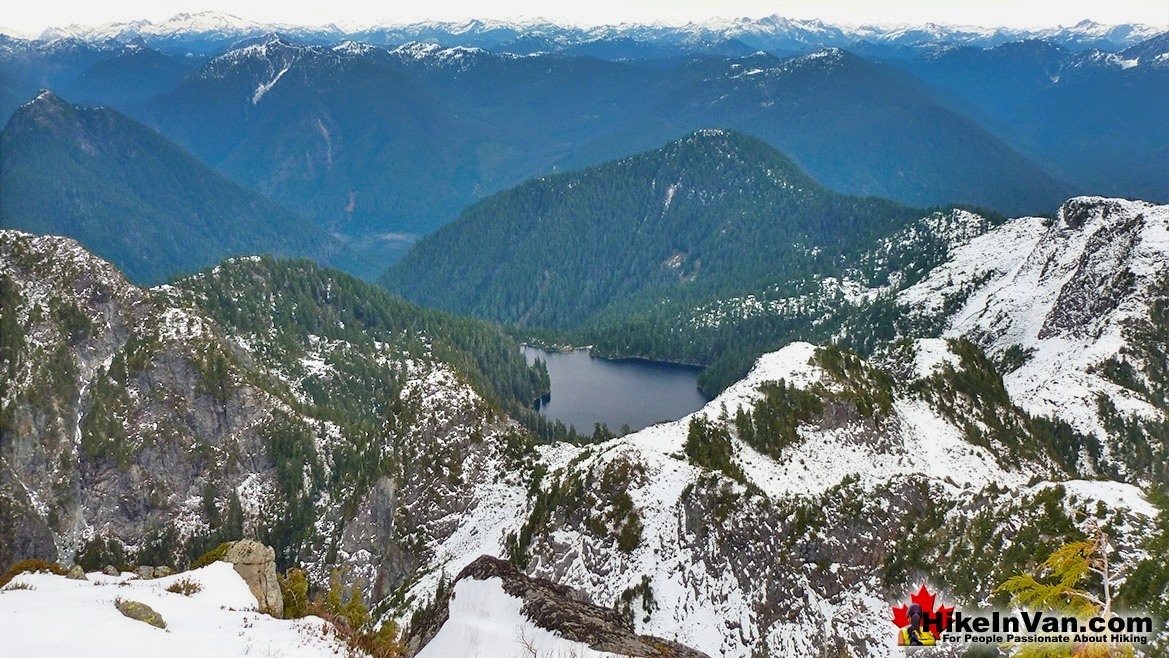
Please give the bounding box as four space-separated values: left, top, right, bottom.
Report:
2 0 1167 36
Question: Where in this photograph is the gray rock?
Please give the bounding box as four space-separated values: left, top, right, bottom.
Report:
103 565 119 576
66 564 87 580
135 566 155 580
154 566 174 578
222 540 283 617
115 599 166 629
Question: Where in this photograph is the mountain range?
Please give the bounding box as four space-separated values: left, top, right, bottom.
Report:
2 193 1166 655
9 27 1162 278
1 12 1167 657
23 12 1166 56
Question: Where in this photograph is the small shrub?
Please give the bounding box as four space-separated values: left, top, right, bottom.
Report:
191 542 232 569
0 559 67 588
279 567 310 618
1 581 34 591
309 572 403 657
165 578 203 596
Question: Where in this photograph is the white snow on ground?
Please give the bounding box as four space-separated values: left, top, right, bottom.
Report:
912 337 960 379
416 577 625 658
0 563 363 658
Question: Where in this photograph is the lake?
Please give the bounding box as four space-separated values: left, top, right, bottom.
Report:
522 346 711 434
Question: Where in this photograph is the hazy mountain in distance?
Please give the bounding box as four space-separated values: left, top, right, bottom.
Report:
0 91 354 284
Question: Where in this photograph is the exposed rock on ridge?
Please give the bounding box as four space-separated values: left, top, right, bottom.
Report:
407 555 711 658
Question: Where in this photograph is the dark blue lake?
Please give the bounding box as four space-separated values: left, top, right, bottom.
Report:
522 346 710 434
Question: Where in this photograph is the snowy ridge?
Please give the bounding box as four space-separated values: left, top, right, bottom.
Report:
15 13 1164 54
407 335 1155 657
900 197 1169 451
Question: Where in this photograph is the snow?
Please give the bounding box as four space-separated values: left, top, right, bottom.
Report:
912 337 959 379
416 577 624 658
252 65 290 104
0 563 363 658
899 198 1169 441
1034 479 1158 517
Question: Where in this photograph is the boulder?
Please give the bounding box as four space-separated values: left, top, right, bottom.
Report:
103 565 119 576
135 566 155 579
222 540 283 617
66 565 87 580
115 599 166 628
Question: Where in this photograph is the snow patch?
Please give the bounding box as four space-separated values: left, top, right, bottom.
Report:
252 65 290 104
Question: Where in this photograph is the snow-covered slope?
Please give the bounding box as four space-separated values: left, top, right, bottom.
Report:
900 196 1169 478
0 563 362 657
418 577 624 658
403 339 1156 657
3 195 1165 658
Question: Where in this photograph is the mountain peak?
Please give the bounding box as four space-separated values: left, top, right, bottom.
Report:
14 89 74 122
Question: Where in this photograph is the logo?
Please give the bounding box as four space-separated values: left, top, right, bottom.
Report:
892 585 954 647
888 584 1156 651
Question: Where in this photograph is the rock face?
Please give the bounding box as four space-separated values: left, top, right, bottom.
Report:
222 540 283 618
407 555 710 658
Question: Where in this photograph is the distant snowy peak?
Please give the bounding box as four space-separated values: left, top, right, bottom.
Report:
388 41 497 68
16 13 1165 54
38 11 261 42
199 36 317 82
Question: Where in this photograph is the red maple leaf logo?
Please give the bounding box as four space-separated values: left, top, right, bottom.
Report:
892 585 954 633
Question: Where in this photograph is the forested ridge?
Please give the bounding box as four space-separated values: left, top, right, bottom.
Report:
383 130 969 393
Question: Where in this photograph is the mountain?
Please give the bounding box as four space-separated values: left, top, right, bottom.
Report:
893 34 1169 201
125 41 1070 275
0 91 351 284
0 229 547 580
0 35 124 121
382 130 1010 392
383 129 921 328
559 48 1073 214
62 41 197 107
131 37 497 268
897 196 1169 482
2 195 1167 656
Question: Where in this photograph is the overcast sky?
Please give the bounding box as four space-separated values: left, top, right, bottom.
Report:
3 0 1167 36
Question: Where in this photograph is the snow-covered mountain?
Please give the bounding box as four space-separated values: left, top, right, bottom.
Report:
900 197 1168 481
12 12 1164 55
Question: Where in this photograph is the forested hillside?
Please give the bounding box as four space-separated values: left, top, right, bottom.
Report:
384 130 970 392
0 91 354 283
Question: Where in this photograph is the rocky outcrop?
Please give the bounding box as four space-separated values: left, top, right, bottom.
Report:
407 555 710 658
222 540 283 617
